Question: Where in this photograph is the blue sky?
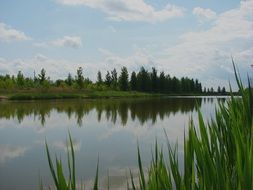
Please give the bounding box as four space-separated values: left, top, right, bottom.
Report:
0 0 252 89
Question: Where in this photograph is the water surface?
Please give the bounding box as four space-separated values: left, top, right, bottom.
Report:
0 97 224 189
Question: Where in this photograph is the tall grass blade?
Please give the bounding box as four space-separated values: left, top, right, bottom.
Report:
93 158 99 190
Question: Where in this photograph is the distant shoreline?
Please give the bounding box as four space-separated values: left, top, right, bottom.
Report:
0 90 234 101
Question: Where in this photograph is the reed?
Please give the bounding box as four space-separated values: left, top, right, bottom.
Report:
130 61 253 189
42 133 99 190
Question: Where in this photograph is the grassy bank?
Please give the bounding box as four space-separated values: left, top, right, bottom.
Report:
0 90 234 101
0 90 154 100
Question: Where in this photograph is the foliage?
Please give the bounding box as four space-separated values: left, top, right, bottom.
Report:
16 71 25 87
118 67 129 91
76 67 84 89
111 68 118 89
66 73 73 86
0 66 209 94
38 68 47 85
130 71 137 91
105 71 112 87
97 71 103 85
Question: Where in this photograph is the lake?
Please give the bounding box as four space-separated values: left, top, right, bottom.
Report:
0 97 225 189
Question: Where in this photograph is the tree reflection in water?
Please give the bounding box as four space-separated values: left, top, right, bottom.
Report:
0 97 222 127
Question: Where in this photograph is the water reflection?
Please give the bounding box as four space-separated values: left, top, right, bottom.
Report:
0 97 208 126
0 97 224 190
0 144 28 164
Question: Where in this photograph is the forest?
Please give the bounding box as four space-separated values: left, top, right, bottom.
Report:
0 66 227 95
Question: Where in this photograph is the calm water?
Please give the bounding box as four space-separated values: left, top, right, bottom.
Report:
0 97 225 189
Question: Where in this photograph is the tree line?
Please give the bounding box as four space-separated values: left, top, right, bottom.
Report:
0 66 227 94
100 66 203 94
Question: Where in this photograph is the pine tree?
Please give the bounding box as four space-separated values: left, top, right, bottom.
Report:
105 71 112 87
222 87 226 94
159 71 166 93
151 67 158 92
130 71 137 91
217 86 221 93
38 68 46 84
118 67 129 91
111 68 118 89
66 73 73 86
97 71 103 85
16 71 25 87
76 67 84 89
137 67 150 92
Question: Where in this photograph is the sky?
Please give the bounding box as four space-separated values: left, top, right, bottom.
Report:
0 0 253 89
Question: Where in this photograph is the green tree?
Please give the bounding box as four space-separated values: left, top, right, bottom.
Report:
76 67 84 89
217 86 221 93
118 67 129 91
105 71 112 87
222 87 226 94
111 68 118 89
55 79 65 87
137 67 150 92
151 67 158 92
38 68 46 84
195 79 202 93
66 73 73 86
165 74 172 93
130 71 137 91
171 77 180 93
97 71 103 85
16 71 25 87
158 71 166 93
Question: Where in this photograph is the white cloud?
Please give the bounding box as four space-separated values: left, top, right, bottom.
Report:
0 22 30 42
94 1 253 89
57 0 184 23
193 7 216 22
0 144 28 164
33 42 48 48
52 139 81 152
157 0 253 88
52 36 82 48
34 36 83 49
108 25 117 33
97 1 253 89
98 47 155 72
0 54 100 81
34 54 48 62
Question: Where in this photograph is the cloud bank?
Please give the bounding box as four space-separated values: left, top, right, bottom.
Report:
0 144 28 164
57 0 184 23
52 36 82 48
0 22 30 42
193 7 216 22
34 36 82 49
160 0 253 88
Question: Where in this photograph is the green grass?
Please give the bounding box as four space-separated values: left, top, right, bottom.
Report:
42 61 252 189
1 89 234 101
86 90 153 98
9 93 86 100
3 90 153 100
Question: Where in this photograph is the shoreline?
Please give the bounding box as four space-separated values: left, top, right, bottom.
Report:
0 90 233 101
